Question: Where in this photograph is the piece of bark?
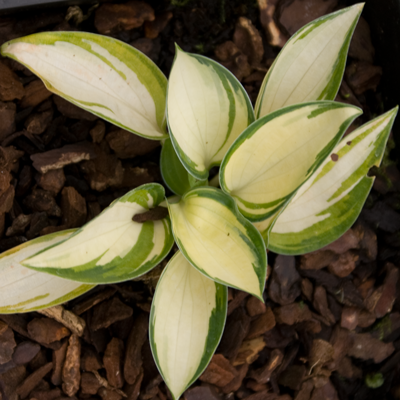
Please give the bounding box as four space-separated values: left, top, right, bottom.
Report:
0 314 29 337
62 334 81 396
278 365 306 391
233 17 264 66
227 290 249 316
300 251 338 270
374 263 398 318
91 297 133 331
98 386 124 400
27 318 70 345
20 80 52 109
269 255 301 305
295 380 314 400
81 371 102 395
200 354 237 387
0 185 14 214
0 61 24 101
309 339 334 371
25 109 53 134
144 11 173 39
31 142 97 174
185 386 222 400
80 151 124 191
246 307 276 339
274 303 312 325
357 309 376 328
323 229 360 254
336 356 362 380
327 251 359 278
16 361 53 399
348 332 395 363
0 365 27 400
0 101 16 140
5 213 31 236
277 0 338 36
95 1 155 34
81 346 103 373
218 307 251 361
124 369 143 400
72 288 116 316
124 313 148 384
36 169 66 195
104 337 124 389
310 380 339 400
345 61 382 95
89 120 106 143
214 41 252 81
249 348 283 384
51 340 68 386
106 128 160 159
234 337 266 366
29 387 62 400
53 95 97 121
24 188 61 217
313 286 336 326
340 307 359 331
12 341 40 365
246 296 267 317
29 348 48 370
0 326 16 364
257 0 287 47
60 186 87 228
222 363 249 393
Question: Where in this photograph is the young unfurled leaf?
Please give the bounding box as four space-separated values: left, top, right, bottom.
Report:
168 187 267 299
1 32 168 139
0 230 94 313
220 101 362 222
167 46 254 180
22 184 174 283
268 107 398 254
255 4 363 118
150 251 227 400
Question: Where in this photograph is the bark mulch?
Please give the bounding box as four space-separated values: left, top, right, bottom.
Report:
0 1 399 399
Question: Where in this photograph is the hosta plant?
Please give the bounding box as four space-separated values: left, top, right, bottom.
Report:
0 3 397 399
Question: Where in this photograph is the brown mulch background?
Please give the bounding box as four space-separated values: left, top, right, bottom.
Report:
0 1 400 399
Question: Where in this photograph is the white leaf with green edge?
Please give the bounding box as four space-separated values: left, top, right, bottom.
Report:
167 46 255 180
1 32 167 139
255 4 363 118
160 138 200 196
22 184 174 283
167 186 267 299
150 251 227 400
0 230 94 313
267 107 398 255
220 101 362 223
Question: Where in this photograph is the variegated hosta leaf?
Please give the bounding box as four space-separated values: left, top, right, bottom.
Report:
150 251 227 400
0 230 94 313
267 107 398 254
255 4 363 118
220 101 362 223
1 32 167 139
167 46 255 180
168 187 267 299
160 138 194 196
22 184 174 283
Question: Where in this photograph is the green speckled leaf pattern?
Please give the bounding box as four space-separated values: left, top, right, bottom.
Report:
22 184 174 283
220 101 362 222
268 107 398 254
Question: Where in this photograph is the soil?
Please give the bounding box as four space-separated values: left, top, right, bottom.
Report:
0 1 399 400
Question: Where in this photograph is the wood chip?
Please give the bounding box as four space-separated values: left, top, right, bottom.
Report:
62 334 81 396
